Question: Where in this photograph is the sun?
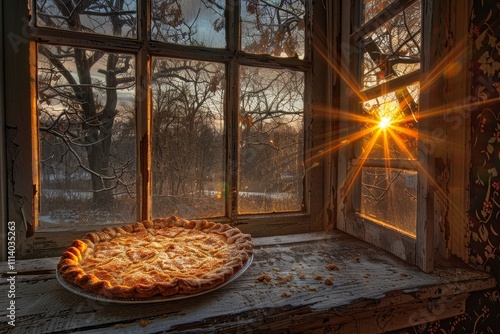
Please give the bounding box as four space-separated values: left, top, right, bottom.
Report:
378 116 392 130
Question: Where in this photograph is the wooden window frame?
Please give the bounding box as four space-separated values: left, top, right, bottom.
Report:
336 0 434 272
4 0 470 268
3 0 330 258
335 0 472 272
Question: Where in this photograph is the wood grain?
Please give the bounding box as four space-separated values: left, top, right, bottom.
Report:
0 231 495 333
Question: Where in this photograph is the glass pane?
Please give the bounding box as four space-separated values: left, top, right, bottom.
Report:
241 0 305 58
152 58 225 218
361 1 421 90
38 45 136 228
362 0 397 24
36 0 137 38
361 167 417 236
239 66 304 214
151 0 225 48
361 84 419 160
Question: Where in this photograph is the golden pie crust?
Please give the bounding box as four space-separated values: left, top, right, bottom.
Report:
57 216 254 299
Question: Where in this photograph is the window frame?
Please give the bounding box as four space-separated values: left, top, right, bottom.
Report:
336 0 434 272
3 0 330 258
2 0 473 268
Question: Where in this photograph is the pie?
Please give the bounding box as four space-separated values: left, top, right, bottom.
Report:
57 216 254 299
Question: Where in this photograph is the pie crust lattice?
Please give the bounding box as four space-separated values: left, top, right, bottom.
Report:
57 216 254 299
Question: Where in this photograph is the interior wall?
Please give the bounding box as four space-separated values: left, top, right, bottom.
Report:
390 1 500 332
468 0 500 281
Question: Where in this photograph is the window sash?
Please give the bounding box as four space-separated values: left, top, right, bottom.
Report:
337 0 433 272
27 0 315 233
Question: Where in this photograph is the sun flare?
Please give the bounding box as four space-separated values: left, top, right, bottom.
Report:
378 116 392 129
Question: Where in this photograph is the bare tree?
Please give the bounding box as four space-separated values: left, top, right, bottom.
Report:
36 0 307 222
239 66 305 212
242 0 305 57
151 59 224 200
37 0 137 219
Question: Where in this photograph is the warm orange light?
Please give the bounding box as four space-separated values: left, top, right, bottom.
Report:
378 116 392 129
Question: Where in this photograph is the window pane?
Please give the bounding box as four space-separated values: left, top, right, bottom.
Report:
38 45 136 228
152 58 225 218
239 66 304 214
241 0 305 58
361 167 417 236
362 0 397 24
36 0 137 38
151 0 225 48
361 1 421 90
361 84 419 160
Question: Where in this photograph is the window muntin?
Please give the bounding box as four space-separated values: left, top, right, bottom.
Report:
33 1 310 229
239 66 304 214
37 45 137 228
362 0 397 24
151 58 226 218
361 1 421 90
35 0 138 38
241 0 306 58
151 0 226 47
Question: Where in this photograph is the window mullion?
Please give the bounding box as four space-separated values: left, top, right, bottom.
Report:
349 1 364 215
136 0 151 221
226 0 240 220
337 0 356 231
416 0 435 272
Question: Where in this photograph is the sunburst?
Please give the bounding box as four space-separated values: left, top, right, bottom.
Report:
378 116 392 129
310 35 487 233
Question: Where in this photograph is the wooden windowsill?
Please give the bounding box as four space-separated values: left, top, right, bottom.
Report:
0 231 495 333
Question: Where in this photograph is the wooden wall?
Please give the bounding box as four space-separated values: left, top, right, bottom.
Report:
390 1 500 332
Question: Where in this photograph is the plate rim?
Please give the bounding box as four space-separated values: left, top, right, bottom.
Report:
56 254 253 304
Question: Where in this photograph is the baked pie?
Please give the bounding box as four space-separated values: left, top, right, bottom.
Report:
57 216 254 299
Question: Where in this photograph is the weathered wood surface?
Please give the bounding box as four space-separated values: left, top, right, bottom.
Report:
0 231 495 333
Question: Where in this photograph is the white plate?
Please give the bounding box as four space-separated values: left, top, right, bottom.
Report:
56 255 253 304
